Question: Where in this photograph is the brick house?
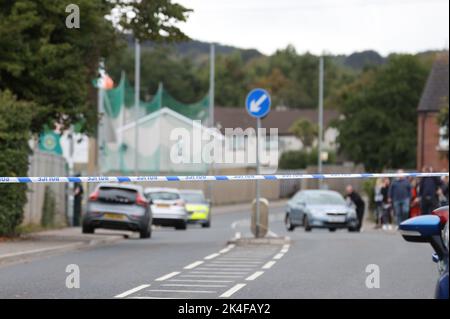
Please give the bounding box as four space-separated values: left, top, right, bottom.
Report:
417 52 449 171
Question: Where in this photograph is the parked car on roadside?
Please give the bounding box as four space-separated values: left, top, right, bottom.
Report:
145 188 188 230
83 184 152 239
399 206 449 299
285 189 358 232
179 190 211 228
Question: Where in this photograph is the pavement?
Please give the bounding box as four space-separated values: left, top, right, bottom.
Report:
0 200 438 299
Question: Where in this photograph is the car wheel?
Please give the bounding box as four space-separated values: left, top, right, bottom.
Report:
175 221 187 230
202 218 211 228
285 214 295 232
348 227 358 232
304 215 312 232
82 224 94 234
329 228 337 232
140 223 152 239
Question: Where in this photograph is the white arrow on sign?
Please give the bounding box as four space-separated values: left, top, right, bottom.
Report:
250 93 268 113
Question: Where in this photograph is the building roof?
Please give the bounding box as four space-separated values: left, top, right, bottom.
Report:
214 107 340 135
418 52 449 112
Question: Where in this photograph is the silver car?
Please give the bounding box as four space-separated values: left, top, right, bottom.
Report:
83 184 152 239
285 189 358 232
145 188 188 230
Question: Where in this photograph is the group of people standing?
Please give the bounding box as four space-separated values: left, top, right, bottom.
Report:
373 167 449 230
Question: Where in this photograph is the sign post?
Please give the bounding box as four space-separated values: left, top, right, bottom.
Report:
246 88 271 238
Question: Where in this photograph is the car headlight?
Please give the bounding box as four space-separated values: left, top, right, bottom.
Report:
348 209 356 219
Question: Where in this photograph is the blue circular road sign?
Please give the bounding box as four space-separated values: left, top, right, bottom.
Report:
246 88 271 118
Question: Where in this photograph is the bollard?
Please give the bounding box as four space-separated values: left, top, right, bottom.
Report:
251 198 269 238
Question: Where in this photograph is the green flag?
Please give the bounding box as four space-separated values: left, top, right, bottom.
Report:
39 130 63 155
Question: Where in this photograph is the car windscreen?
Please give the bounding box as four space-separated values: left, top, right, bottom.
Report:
180 193 206 203
147 192 180 201
304 192 346 206
98 187 137 204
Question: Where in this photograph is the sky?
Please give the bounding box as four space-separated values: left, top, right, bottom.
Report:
177 0 449 56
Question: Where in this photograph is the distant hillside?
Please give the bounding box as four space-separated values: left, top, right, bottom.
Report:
343 50 386 69
126 36 264 63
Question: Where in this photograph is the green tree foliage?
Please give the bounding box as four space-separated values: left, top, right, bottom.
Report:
0 91 33 236
0 0 191 135
333 54 428 171
289 119 318 149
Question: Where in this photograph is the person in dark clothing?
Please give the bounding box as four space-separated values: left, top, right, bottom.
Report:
345 185 365 232
73 173 84 226
419 166 441 215
380 178 392 230
388 170 411 227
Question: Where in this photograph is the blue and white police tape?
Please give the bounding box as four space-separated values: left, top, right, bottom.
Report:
0 172 448 184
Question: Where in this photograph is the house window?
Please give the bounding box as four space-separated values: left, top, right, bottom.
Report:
439 126 449 151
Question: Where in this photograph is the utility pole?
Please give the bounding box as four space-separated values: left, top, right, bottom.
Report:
97 59 105 175
134 38 141 176
318 55 324 188
208 43 215 203
209 43 215 127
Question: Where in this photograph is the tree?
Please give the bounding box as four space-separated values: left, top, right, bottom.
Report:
333 54 429 171
0 91 33 236
289 119 318 150
0 0 192 135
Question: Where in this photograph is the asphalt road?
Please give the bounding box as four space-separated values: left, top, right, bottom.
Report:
0 204 438 299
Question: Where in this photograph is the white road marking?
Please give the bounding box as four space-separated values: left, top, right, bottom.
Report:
114 284 150 298
204 253 220 260
184 261 204 270
219 244 236 254
155 272 180 282
148 289 216 294
199 264 255 268
162 284 228 288
246 271 265 281
211 261 262 265
281 245 290 253
169 279 234 283
219 283 246 298
181 274 242 278
262 261 276 269
273 253 284 260
130 296 183 299
191 271 248 275
267 230 279 237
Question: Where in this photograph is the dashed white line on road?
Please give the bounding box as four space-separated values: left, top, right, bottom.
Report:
155 272 180 282
220 283 247 298
114 284 150 298
246 271 265 281
219 244 236 254
262 261 277 269
281 244 290 253
204 253 220 260
184 261 204 269
273 253 284 260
